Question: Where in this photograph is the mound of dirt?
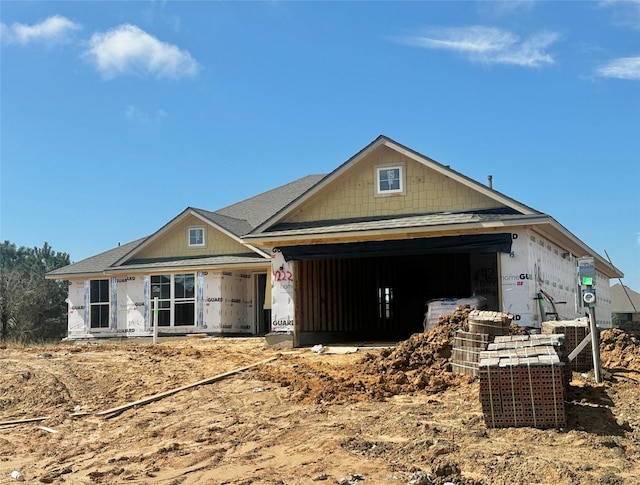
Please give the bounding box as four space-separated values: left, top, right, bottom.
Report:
600 328 640 371
255 306 476 404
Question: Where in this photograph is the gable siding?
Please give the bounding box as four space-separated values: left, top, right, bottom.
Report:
283 146 502 224
135 214 248 260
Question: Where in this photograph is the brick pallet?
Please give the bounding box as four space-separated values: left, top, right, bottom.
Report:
468 310 513 338
450 330 490 377
488 334 571 389
542 320 593 373
478 336 566 429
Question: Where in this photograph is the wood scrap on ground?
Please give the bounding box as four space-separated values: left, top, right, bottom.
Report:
0 416 49 427
95 356 278 417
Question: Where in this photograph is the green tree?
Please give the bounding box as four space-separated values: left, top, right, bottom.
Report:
0 241 70 342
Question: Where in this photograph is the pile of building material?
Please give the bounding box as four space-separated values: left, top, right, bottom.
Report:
542 320 593 372
478 334 567 429
467 310 513 337
450 331 490 377
450 310 513 377
423 296 487 332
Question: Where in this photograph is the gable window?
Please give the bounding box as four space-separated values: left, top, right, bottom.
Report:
375 165 404 195
151 273 195 327
90 279 110 329
188 227 205 247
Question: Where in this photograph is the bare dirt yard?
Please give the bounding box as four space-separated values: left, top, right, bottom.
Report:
1 317 639 485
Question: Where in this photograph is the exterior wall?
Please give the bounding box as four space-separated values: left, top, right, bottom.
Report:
283 146 502 224
67 280 87 338
135 214 248 260
201 271 253 334
65 269 259 339
500 229 612 329
270 249 295 333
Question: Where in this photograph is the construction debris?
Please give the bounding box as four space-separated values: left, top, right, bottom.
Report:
95 357 278 417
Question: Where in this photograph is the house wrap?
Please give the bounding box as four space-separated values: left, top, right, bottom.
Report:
47 136 622 345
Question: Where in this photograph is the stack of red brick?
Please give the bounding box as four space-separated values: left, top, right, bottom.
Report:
478 334 566 429
542 320 593 373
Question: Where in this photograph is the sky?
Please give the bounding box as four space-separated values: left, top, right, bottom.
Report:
1 1 639 292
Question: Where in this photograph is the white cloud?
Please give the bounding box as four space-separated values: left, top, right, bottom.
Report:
598 0 640 30
124 105 167 125
84 24 199 80
596 56 640 80
399 26 559 67
1 15 81 45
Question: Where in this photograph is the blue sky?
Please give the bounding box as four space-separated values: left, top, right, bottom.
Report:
1 1 639 291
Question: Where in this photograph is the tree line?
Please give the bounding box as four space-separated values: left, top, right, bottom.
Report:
0 241 70 342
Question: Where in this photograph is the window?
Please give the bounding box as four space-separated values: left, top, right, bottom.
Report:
90 279 110 329
151 273 195 327
376 165 404 194
174 273 195 326
188 227 205 247
378 286 394 320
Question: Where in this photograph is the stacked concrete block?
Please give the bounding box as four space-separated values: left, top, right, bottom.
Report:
450 330 491 377
468 310 513 338
542 320 592 373
478 335 566 429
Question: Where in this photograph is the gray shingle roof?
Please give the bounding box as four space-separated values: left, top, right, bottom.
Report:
246 209 536 239
46 238 147 278
212 174 326 232
46 175 325 278
611 283 640 313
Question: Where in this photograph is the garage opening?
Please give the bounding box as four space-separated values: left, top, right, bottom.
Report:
280 234 511 346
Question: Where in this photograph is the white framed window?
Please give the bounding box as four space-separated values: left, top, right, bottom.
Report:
375 164 404 195
90 279 110 329
188 227 205 247
151 273 196 327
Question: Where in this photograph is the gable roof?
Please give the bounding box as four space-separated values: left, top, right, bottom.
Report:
250 135 541 234
45 136 623 281
611 283 640 313
45 174 325 279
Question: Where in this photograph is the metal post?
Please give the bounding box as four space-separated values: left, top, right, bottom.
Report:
588 306 602 383
153 296 159 345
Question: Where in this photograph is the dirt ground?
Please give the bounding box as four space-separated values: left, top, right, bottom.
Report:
1 317 639 484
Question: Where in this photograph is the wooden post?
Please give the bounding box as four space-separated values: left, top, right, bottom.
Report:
153 296 158 345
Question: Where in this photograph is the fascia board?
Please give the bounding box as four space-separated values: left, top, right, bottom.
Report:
106 260 270 274
45 272 107 280
529 218 623 278
246 215 551 246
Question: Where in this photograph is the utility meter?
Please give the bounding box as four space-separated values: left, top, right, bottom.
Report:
582 289 597 306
